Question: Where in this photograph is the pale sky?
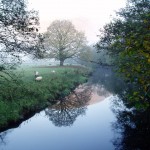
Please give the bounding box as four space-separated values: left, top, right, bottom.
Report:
28 0 126 44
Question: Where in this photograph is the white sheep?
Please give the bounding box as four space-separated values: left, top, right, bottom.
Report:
51 70 56 73
35 76 43 81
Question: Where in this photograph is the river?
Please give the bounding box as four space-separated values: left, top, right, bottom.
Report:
0 67 149 150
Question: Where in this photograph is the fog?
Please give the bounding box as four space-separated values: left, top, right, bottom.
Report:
28 0 126 44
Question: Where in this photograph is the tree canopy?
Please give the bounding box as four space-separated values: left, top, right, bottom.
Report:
0 0 39 71
44 20 87 66
96 0 150 108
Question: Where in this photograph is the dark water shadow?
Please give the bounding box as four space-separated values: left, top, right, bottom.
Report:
111 99 150 150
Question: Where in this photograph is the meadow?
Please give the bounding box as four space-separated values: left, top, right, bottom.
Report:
0 66 89 127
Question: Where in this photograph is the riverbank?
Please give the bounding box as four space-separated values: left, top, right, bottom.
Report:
0 66 89 129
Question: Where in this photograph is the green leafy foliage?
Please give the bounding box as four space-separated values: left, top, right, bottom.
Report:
96 0 150 109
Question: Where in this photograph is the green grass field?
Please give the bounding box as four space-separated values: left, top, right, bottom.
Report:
0 66 89 127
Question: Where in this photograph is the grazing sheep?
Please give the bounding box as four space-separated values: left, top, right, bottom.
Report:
35 76 42 81
51 70 56 73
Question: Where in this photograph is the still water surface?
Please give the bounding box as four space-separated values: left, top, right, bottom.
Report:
0 67 125 150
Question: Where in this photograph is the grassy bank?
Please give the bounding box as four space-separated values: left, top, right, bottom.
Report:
0 66 89 127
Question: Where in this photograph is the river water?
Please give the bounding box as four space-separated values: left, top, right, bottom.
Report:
1 67 149 150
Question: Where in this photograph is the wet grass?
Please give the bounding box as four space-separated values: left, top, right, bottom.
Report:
0 66 89 127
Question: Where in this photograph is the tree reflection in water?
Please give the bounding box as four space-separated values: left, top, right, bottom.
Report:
111 98 150 150
0 132 6 145
45 86 92 127
0 130 12 147
45 67 125 127
2 67 148 149
90 67 150 149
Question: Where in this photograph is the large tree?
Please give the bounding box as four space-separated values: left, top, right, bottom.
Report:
96 0 150 108
44 20 87 66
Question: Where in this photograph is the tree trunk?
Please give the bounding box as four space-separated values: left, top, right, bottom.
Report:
60 60 64 66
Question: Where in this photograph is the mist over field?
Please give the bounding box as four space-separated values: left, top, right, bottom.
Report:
0 0 149 150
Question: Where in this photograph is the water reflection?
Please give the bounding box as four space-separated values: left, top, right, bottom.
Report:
0 67 131 150
91 67 150 149
90 67 150 149
89 67 126 96
45 86 92 127
112 100 150 150
0 131 7 145
0 130 12 147
87 84 111 105
45 71 113 127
